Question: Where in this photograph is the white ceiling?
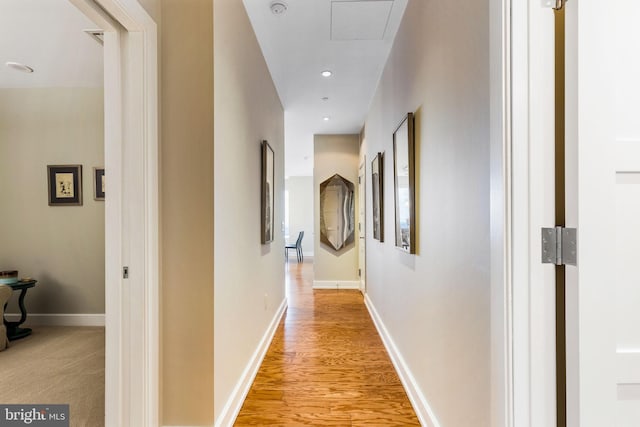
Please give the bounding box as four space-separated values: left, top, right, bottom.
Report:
0 0 103 89
243 0 408 177
1 0 405 177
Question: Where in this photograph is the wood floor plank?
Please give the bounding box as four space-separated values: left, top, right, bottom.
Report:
235 260 420 426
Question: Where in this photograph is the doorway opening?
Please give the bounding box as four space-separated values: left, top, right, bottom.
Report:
69 0 159 425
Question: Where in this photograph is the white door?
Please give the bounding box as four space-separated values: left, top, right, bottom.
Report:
565 1 640 425
358 162 366 292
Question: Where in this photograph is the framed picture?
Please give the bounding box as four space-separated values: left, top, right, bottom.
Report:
393 112 416 253
94 167 105 201
261 140 275 244
371 152 384 241
47 165 83 206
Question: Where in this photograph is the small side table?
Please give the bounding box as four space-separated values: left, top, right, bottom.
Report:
3 279 37 340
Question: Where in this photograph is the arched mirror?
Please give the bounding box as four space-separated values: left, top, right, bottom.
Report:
319 174 355 251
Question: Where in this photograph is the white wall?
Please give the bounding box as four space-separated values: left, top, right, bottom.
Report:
285 176 314 257
0 87 104 315
313 134 360 287
213 0 286 422
361 0 491 426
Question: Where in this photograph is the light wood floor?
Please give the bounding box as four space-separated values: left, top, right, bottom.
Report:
0 326 105 427
235 260 420 426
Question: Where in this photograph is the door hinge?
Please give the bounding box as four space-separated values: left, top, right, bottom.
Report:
541 227 577 266
541 0 567 10
123 266 129 279
358 268 361 277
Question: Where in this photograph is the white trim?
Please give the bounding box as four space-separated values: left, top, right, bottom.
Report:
510 2 557 427
68 1 159 426
312 280 360 290
4 313 105 327
489 0 514 426
364 295 441 427
286 252 314 258
214 298 288 427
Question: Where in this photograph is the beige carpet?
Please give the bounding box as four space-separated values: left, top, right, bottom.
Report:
0 326 105 427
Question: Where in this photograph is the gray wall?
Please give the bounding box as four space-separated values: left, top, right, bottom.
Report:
361 0 491 425
0 87 105 315
313 134 360 285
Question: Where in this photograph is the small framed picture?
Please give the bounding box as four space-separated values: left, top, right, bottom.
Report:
94 167 105 201
47 165 83 206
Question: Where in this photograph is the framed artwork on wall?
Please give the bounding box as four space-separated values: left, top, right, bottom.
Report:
371 152 384 241
47 165 83 206
319 173 355 251
393 112 416 253
94 167 105 201
261 140 275 244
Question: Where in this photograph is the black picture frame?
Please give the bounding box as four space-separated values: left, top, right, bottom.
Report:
47 165 83 206
393 112 416 253
371 152 384 242
261 140 275 244
94 167 105 201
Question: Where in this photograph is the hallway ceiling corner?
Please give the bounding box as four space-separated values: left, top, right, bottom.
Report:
243 0 408 177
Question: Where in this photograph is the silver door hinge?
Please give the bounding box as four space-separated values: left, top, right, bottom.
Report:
541 227 577 266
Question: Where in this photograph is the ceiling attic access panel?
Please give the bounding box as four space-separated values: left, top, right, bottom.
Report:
331 0 394 41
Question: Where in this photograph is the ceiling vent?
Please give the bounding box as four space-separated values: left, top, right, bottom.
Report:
83 29 104 46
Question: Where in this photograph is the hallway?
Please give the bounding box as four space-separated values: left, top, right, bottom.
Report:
234 261 420 426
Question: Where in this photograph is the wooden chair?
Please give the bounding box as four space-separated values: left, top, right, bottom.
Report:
285 231 304 262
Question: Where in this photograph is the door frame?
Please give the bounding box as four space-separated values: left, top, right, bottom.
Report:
69 0 159 425
510 1 563 426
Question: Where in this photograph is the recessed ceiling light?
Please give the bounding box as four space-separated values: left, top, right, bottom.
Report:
323 117 330 121
321 70 333 77
270 1 287 15
6 62 34 73
322 97 329 101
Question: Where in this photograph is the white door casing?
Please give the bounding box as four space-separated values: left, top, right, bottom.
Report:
511 1 558 425
68 0 159 425
565 0 640 426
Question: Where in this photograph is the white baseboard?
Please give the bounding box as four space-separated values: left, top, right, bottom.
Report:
286 252 314 258
364 294 442 427
4 313 105 327
214 298 288 427
312 280 360 289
